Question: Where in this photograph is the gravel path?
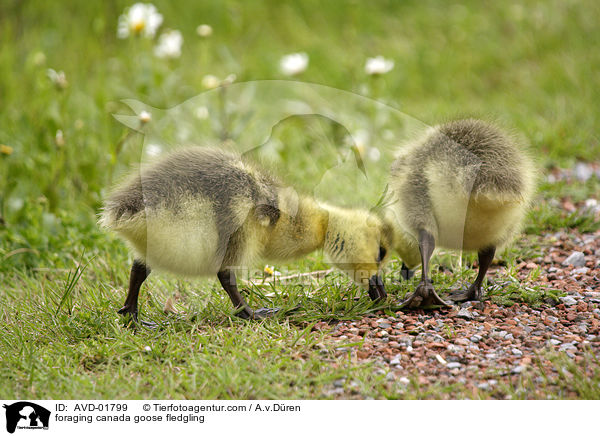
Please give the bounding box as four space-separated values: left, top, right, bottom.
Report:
317 229 600 398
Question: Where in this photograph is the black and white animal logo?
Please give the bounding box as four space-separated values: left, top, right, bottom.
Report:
3 402 50 434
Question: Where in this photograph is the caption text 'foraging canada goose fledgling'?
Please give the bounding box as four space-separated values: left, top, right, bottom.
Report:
99 146 391 323
383 119 536 308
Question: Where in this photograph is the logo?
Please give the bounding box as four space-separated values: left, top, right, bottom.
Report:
3 402 50 434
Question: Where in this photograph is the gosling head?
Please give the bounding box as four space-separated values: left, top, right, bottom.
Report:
323 208 392 301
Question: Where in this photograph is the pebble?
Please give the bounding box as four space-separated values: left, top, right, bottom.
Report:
377 320 392 329
559 296 578 306
324 226 600 399
562 251 586 267
457 308 475 320
559 343 577 352
574 162 594 181
327 387 345 396
333 378 346 388
583 198 600 213
511 365 525 374
447 344 463 353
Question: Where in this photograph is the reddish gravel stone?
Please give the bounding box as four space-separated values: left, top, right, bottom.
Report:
325 229 600 399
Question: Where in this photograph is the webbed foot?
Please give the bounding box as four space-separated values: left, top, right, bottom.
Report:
118 306 158 329
400 280 450 309
448 283 484 303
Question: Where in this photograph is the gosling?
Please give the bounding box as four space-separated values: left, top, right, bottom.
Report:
384 119 536 308
100 146 391 322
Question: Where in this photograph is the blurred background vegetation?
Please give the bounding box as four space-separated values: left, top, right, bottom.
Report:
1 0 599 271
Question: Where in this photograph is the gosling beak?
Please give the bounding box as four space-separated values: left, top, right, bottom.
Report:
368 274 387 301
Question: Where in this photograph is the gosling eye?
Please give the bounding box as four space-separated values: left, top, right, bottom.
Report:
377 246 387 263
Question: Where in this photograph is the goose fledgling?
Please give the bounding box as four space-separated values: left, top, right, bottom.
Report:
100 146 391 322
384 119 536 308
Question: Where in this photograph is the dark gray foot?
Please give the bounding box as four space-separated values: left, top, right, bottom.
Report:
118 306 158 329
448 283 484 303
117 305 137 321
400 280 450 309
235 306 281 320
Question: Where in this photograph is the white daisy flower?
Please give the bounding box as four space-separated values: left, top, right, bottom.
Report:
196 24 213 37
201 74 220 89
154 30 183 59
365 56 394 75
280 52 309 76
117 3 163 39
46 68 68 89
138 110 152 124
55 130 65 147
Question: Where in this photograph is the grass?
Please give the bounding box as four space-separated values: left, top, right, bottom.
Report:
1 0 599 399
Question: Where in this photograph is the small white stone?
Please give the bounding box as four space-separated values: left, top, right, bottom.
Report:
571 267 590 275
563 251 586 267
559 296 578 306
399 377 410 385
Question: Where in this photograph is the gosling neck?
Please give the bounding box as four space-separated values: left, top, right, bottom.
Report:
263 194 329 261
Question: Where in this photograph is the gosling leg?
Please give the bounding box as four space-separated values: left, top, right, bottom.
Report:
400 229 450 308
118 259 156 327
368 274 387 301
217 269 279 319
400 263 414 281
449 246 496 302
